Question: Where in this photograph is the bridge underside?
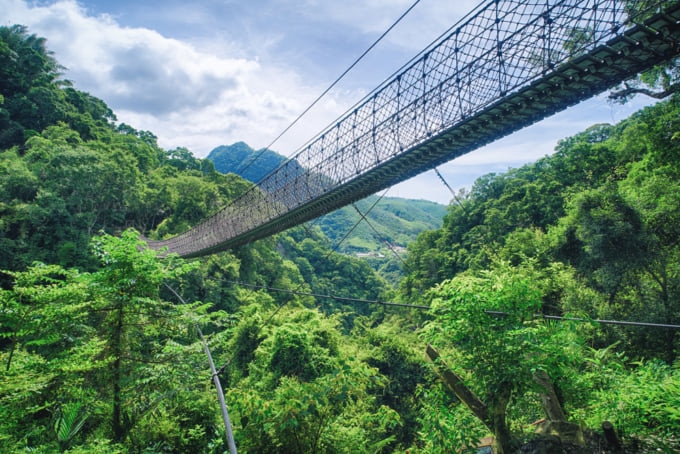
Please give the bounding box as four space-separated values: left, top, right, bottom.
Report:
148 3 680 258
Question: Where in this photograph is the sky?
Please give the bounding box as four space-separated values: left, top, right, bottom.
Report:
2 0 656 204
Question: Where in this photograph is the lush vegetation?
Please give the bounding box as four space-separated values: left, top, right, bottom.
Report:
401 104 680 451
2 23 679 454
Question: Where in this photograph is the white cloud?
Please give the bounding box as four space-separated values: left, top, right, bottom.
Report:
297 0 478 44
1 0 364 156
0 0 502 161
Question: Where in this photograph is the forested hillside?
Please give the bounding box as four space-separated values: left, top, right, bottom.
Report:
2 24 680 454
0 25 411 453
401 100 680 451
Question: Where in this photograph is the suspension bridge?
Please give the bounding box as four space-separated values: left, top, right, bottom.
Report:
146 0 680 258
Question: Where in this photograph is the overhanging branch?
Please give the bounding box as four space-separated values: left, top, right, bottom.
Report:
608 81 680 101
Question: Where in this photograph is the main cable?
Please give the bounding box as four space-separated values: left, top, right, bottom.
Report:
434 167 470 215
228 280 430 310
350 203 406 266
329 188 390 254
205 280 680 330
236 0 423 177
484 310 680 330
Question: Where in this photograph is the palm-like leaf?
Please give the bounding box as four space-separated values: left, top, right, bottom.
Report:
54 401 88 450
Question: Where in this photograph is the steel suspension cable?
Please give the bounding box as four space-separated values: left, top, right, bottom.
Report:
227 280 430 310
350 203 406 267
433 167 471 216
207 282 680 330
324 188 391 255
163 283 238 454
236 0 423 178
484 310 680 329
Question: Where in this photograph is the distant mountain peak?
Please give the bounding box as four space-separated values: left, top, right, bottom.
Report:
207 142 287 183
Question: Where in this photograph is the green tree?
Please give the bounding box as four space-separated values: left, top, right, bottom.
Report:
555 170 680 361
361 322 430 448
0 25 61 93
0 262 105 452
558 185 648 300
227 306 401 453
619 159 680 362
0 263 88 372
422 261 585 453
0 25 120 150
88 229 199 442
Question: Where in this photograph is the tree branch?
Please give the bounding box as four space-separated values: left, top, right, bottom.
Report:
425 344 491 430
608 82 680 101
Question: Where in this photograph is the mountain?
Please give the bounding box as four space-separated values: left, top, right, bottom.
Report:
206 142 448 254
207 141 287 183
314 195 447 252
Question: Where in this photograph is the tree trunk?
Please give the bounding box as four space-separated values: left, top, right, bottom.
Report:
425 345 517 453
533 370 585 446
5 336 16 371
112 303 124 442
602 421 622 451
533 369 566 422
490 384 512 454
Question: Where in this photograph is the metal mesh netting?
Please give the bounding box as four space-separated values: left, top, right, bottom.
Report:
147 0 680 257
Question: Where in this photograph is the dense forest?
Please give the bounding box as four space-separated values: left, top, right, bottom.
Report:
1 23 679 454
